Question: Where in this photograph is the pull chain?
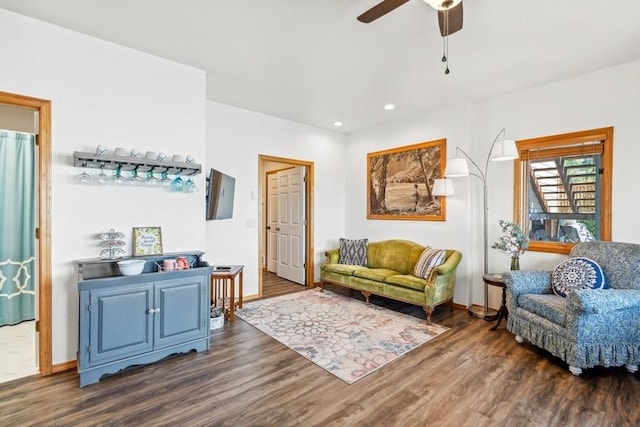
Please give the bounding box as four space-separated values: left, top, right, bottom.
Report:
442 37 447 63
441 9 450 75
444 36 450 75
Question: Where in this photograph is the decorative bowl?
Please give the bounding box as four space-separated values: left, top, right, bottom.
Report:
117 259 146 275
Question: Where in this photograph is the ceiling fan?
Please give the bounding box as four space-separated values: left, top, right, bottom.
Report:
357 0 463 37
358 0 464 74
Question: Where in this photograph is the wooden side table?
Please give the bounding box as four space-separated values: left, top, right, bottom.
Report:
483 273 508 330
211 265 244 321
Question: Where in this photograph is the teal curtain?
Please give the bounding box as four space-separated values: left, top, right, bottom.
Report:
0 130 36 326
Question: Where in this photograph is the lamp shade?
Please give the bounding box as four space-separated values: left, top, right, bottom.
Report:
432 178 455 196
444 158 469 177
490 139 518 161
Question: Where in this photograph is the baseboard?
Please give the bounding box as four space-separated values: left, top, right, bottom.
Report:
466 303 499 311
451 302 467 310
52 360 76 374
243 293 260 302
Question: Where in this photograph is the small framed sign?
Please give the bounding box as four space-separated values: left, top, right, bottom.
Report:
133 227 163 256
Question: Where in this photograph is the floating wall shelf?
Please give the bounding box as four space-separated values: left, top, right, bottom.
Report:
73 151 202 176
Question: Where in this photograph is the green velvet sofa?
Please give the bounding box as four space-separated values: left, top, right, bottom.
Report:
320 239 462 323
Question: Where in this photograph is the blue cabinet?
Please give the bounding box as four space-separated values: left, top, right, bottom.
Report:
87 283 154 367
154 278 207 349
77 253 213 387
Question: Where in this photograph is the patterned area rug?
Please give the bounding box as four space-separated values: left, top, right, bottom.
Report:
236 289 449 384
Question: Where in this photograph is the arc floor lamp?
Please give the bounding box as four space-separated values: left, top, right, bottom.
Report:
433 128 519 319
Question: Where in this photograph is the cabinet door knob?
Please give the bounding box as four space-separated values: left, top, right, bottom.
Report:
147 308 155 314
154 308 161 314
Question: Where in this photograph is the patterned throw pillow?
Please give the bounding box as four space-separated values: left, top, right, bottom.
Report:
338 238 368 266
414 247 447 280
551 257 606 297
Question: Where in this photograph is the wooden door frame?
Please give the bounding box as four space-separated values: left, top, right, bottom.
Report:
0 91 53 376
259 155 314 292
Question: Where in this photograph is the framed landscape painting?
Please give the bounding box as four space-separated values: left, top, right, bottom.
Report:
367 139 446 221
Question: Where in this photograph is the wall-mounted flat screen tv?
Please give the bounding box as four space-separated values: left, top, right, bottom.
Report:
206 168 236 220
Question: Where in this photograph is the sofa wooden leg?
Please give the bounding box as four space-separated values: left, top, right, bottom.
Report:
361 291 371 304
423 306 433 324
319 281 324 292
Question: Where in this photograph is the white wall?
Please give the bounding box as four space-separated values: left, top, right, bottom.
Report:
475 59 640 306
346 59 640 310
476 58 640 248
0 9 207 364
205 101 347 298
345 102 473 305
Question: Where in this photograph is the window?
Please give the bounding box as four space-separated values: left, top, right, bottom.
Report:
514 127 613 254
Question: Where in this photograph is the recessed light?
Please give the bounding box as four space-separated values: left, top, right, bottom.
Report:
384 104 395 111
333 121 343 127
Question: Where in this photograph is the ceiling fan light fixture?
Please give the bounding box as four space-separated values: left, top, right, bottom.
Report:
422 0 462 11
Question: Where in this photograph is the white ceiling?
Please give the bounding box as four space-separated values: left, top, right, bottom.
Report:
2 0 640 133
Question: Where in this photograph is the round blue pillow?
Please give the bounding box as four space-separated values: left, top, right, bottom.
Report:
551 257 606 297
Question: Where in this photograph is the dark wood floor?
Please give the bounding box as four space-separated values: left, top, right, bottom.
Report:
1 278 638 426
261 270 307 299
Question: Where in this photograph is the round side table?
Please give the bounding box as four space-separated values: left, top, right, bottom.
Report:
483 273 509 330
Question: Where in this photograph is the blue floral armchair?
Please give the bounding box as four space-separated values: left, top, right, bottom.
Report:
505 241 640 375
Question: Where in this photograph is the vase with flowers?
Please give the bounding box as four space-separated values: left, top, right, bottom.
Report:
491 220 528 270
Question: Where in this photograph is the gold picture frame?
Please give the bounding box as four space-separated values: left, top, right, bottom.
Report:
133 227 163 256
367 139 447 221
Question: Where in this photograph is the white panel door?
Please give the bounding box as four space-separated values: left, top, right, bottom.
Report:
276 166 306 285
267 173 278 273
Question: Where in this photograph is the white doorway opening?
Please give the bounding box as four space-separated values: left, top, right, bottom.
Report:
0 91 53 378
259 155 314 295
267 166 306 284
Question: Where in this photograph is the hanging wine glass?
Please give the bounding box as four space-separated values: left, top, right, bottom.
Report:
146 170 159 187
129 169 145 186
95 165 109 185
172 173 184 192
124 169 135 186
160 170 172 188
76 164 91 184
111 166 124 185
185 177 199 193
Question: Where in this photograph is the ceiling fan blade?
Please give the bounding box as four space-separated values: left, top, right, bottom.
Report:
438 1 463 36
357 0 411 23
